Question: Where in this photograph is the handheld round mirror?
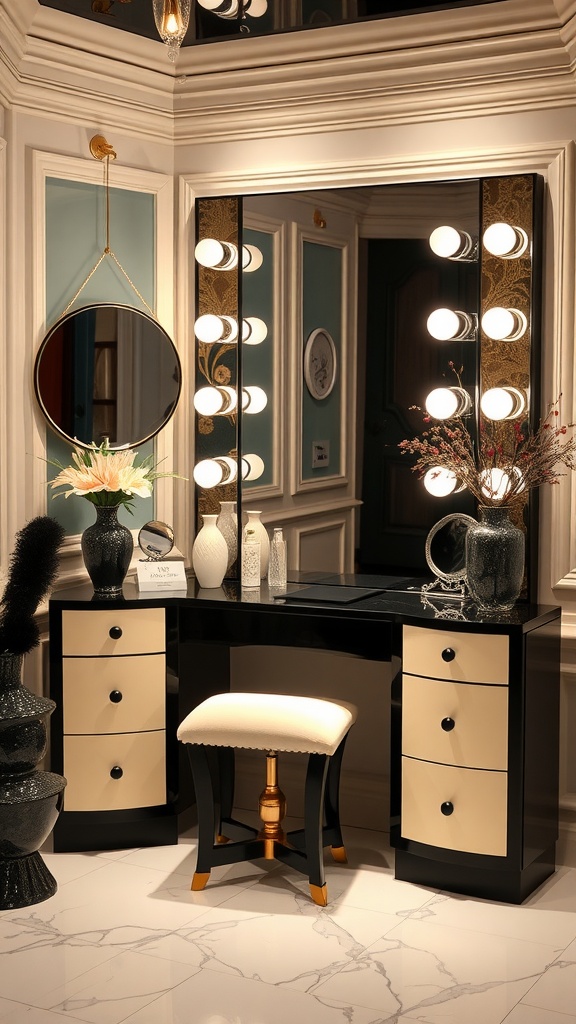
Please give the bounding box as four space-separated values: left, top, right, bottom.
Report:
425 513 477 585
138 521 175 560
34 303 182 450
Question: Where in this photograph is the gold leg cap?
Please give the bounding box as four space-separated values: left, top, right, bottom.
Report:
310 883 328 907
191 872 210 891
331 846 348 863
216 834 230 845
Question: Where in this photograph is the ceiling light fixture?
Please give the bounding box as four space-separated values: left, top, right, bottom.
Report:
153 0 191 61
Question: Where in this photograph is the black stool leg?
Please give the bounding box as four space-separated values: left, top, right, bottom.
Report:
305 752 329 906
324 735 349 863
216 746 234 843
187 744 218 890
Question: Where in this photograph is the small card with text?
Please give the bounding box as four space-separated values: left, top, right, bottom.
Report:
137 560 187 592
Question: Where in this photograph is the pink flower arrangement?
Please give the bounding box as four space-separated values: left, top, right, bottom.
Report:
49 441 182 512
398 396 576 505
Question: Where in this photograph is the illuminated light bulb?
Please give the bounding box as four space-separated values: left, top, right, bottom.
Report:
193 456 238 489
429 225 476 260
241 453 265 481
480 387 526 421
193 386 237 416
194 314 238 344
242 317 268 345
481 306 527 342
197 0 239 16
242 317 267 344
242 386 268 414
480 466 525 501
152 0 191 61
483 222 529 259
423 467 460 497
242 244 263 272
198 0 267 17
424 387 471 420
427 308 477 342
193 459 225 489
194 238 238 270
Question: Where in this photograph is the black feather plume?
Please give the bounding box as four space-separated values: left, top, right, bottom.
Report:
0 516 65 655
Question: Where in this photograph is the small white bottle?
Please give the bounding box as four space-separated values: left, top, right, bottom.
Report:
268 527 287 589
241 529 261 589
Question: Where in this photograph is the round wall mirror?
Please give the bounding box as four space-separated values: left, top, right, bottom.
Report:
425 513 478 585
34 303 182 449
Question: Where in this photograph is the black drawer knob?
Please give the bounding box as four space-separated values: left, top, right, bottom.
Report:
110 766 123 780
441 717 455 732
109 690 123 704
440 801 454 816
109 626 123 640
441 648 456 662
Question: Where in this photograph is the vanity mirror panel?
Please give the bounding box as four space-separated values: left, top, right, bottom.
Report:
193 175 542 598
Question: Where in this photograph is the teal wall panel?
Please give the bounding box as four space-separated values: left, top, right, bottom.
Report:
302 240 342 480
45 178 155 534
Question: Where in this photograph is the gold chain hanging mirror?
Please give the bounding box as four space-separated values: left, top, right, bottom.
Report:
33 136 182 450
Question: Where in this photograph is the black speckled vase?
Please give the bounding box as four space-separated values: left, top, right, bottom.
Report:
0 652 66 910
81 504 133 597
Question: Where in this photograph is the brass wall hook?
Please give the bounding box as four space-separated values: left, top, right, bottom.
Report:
89 135 117 161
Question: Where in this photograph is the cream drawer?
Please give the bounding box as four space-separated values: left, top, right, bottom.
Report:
403 624 508 684
62 608 165 657
401 756 507 856
63 731 166 812
62 654 166 735
402 674 508 770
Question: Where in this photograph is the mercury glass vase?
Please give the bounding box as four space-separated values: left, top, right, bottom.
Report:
216 500 237 574
465 505 525 611
81 505 133 597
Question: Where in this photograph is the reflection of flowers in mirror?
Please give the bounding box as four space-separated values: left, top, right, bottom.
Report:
49 442 185 513
399 396 576 506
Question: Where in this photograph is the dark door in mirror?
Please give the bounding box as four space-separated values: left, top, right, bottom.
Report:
34 304 182 449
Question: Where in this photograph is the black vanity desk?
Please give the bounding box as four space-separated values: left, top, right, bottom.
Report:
48 574 561 903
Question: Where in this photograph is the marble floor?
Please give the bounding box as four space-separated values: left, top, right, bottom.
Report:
1 823 576 1024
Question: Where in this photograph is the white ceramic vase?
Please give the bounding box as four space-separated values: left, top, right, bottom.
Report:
192 514 228 589
242 510 270 578
216 501 237 573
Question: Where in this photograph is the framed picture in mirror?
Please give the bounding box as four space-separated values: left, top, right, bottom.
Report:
304 328 337 400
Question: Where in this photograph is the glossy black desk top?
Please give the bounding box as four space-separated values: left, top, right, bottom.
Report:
50 571 560 635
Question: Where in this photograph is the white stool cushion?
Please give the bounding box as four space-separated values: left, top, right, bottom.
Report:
177 692 357 756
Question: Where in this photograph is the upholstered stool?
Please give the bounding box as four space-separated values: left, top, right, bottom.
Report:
177 691 357 906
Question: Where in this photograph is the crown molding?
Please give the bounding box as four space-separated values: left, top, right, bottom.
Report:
2 1 576 143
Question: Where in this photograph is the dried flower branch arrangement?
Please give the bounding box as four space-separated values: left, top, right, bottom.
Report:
399 369 576 505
